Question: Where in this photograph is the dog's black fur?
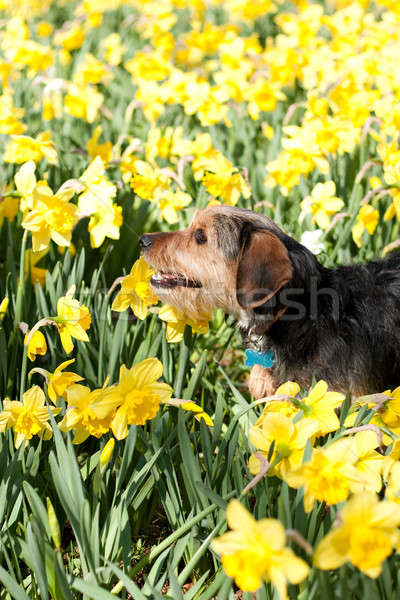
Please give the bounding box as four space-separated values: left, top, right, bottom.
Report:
217 208 400 394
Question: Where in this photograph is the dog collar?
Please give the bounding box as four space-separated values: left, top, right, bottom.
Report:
245 349 275 369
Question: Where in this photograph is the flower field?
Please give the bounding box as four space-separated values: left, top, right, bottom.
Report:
2 0 400 598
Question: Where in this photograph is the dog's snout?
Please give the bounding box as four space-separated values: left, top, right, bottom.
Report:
139 234 152 250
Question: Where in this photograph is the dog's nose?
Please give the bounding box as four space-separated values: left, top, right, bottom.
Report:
139 235 152 249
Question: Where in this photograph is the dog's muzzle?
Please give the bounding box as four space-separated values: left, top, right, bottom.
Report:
151 271 202 289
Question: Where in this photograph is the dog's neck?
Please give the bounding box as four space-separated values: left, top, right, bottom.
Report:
240 261 338 352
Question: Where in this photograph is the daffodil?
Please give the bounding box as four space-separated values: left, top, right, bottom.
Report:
110 358 172 439
0 188 19 226
77 156 121 248
100 438 115 469
24 329 47 361
55 287 91 354
47 359 84 404
22 181 78 252
249 412 318 479
112 257 159 320
158 190 192 224
212 500 310 597
86 125 113 164
4 131 58 165
378 386 400 429
299 380 344 436
64 83 104 123
244 78 286 120
102 33 125 66
284 439 361 512
0 296 9 321
300 181 344 230
54 23 85 53
14 160 36 211
314 493 400 578
130 160 169 201
0 94 26 135
25 248 47 287
352 204 380 248
73 53 112 86
165 398 213 426
58 384 118 444
158 304 210 343
197 152 251 205
0 386 60 449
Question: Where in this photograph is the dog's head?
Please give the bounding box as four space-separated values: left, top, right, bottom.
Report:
140 205 319 326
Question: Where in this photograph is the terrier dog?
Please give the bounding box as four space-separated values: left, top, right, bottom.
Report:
139 205 400 398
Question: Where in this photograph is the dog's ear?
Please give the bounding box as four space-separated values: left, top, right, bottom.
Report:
236 228 293 309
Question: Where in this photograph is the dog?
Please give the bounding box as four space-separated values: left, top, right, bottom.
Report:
139 205 400 398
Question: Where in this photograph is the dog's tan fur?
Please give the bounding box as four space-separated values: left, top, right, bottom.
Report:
141 206 292 397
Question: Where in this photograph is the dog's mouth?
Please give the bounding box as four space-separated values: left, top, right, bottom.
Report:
151 271 202 289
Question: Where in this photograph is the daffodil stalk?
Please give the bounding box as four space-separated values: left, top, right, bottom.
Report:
20 318 56 400
242 450 284 495
14 229 28 328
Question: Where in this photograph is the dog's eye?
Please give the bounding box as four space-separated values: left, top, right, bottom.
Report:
194 228 207 244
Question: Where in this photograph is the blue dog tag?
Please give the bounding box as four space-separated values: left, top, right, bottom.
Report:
245 349 275 369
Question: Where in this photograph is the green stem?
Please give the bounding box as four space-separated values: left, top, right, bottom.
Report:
19 344 28 401
14 230 28 328
174 325 192 398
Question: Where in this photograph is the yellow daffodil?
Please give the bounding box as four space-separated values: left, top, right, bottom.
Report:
130 160 169 201
102 33 125 66
55 287 91 354
158 304 210 343
352 204 380 248
299 380 344 436
25 248 47 287
110 358 172 439
14 160 36 211
212 500 310 597
54 24 85 53
64 83 103 123
22 181 78 252
197 152 251 205
314 493 400 578
385 461 400 504
0 94 26 135
244 78 286 120
73 53 112 87
0 296 9 321
47 359 84 404
0 386 60 449
164 398 213 426
0 186 19 226
36 22 53 37
378 386 400 429
112 257 159 320
383 439 400 483
100 438 115 468
78 156 121 248
335 431 383 494
86 125 113 164
58 384 118 444
284 439 362 512
300 181 344 230
249 413 318 479
24 329 47 361
4 131 58 165
158 190 192 224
